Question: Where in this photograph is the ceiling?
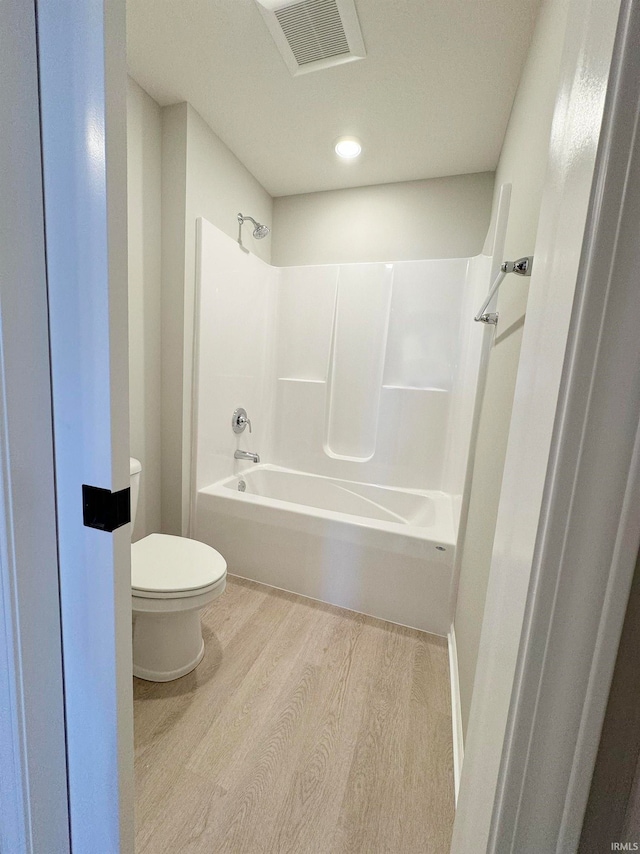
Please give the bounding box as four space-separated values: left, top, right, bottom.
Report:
126 0 542 198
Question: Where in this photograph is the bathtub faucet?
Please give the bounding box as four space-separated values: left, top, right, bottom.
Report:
234 449 260 463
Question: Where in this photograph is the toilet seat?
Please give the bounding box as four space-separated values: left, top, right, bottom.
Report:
132 533 227 600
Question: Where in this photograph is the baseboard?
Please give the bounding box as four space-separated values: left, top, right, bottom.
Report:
448 625 464 805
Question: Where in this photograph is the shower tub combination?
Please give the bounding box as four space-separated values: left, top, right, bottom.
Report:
192 219 491 636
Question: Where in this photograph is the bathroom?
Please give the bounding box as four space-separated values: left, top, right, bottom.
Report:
122 0 607 850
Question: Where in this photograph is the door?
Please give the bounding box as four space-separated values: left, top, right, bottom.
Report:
36 0 134 851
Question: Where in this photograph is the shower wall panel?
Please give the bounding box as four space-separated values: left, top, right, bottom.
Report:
276 265 337 381
442 253 493 502
384 259 467 390
194 219 276 492
325 264 393 460
270 258 468 490
194 219 486 503
271 381 450 489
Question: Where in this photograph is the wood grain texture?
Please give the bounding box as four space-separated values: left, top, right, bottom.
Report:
134 576 454 853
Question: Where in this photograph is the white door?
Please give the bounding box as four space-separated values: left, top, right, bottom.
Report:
36 0 134 851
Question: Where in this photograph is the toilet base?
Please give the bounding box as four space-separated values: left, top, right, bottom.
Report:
132 608 206 682
133 637 205 682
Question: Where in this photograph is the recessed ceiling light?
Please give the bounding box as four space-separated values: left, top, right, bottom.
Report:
335 137 362 159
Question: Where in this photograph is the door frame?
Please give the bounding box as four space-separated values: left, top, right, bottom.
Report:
0 1 70 849
453 0 640 850
490 0 640 847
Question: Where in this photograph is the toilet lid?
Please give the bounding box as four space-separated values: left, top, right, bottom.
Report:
131 534 226 597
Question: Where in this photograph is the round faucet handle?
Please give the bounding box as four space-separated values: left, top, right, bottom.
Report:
232 407 252 434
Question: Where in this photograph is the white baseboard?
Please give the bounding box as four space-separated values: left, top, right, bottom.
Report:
448 625 464 805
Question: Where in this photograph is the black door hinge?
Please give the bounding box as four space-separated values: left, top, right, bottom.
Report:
82 484 131 532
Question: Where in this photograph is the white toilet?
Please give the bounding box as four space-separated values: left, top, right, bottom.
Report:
130 458 227 682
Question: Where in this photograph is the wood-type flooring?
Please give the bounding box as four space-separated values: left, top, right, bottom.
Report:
134 575 454 853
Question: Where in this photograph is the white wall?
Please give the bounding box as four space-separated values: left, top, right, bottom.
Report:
160 102 274 535
184 107 272 268
127 77 162 540
159 102 188 539
271 173 495 266
453 0 571 737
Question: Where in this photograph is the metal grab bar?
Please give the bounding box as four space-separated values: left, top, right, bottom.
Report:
475 269 507 325
474 256 534 325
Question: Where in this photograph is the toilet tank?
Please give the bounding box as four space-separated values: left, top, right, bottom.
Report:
130 457 142 531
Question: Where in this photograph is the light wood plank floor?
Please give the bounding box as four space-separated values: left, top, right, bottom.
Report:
134 576 454 853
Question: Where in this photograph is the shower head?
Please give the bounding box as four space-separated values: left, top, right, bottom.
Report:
252 222 270 239
237 213 270 241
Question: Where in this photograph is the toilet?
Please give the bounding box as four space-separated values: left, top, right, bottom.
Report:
130 458 227 682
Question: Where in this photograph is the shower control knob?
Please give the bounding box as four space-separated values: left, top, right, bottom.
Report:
232 407 252 434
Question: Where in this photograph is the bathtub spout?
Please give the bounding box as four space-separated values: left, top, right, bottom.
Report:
235 449 260 463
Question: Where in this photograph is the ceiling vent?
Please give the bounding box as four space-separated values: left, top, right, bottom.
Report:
255 0 366 76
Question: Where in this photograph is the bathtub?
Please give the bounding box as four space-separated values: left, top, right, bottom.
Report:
194 465 456 634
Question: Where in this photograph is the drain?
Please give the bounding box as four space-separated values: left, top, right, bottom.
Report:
238 480 247 493
436 545 446 551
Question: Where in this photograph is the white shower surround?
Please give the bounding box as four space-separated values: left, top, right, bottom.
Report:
192 218 491 633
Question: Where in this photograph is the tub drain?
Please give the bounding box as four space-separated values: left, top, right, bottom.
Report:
238 480 246 493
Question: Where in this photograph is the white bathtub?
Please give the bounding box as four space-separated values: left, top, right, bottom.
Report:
194 465 456 634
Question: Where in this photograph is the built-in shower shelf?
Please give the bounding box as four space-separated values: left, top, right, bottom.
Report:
277 377 326 384
277 380 446 392
382 384 449 392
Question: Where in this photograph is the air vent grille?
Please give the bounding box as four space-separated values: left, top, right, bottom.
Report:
256 0 366 76
275 0 350 66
